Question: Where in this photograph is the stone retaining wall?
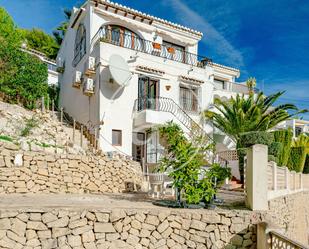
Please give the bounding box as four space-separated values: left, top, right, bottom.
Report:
0 207 262 249
0 142 142 194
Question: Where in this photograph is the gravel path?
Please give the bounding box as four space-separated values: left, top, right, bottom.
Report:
0 191 245 211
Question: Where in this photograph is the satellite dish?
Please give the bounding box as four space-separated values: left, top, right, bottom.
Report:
109 54 131 86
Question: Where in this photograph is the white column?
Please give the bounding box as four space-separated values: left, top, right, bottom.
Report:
285 167 290 191
294 171 296 190
245 144 268 211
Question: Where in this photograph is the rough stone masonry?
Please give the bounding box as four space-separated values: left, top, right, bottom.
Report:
0 141 143 194
0 207 262 249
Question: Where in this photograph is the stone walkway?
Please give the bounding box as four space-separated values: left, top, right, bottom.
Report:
0 190 245 211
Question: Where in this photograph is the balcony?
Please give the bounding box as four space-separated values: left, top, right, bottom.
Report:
92 27 212 68
213 81 260 95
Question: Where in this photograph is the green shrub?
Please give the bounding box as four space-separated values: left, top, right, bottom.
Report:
268 155 279 164
0 8 49 109
287 147 307 172
239 131 274 148
159 121 221 205
303 154 309 174
269 142 283 158
273 129 293 166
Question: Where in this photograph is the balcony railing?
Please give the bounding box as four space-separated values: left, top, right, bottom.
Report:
92 26 212 68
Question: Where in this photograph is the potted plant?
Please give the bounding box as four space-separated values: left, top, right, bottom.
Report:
167 47 175 54
152 42 161 50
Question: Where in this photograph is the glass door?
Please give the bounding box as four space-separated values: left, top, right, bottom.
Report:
138 76 159 111
132 132 145 162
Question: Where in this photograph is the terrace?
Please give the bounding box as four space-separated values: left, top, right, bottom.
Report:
90 26 212 68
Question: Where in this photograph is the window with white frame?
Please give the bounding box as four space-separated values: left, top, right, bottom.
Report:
112 130 122 146
74 24 86 66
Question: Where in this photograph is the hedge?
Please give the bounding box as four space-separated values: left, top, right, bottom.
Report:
268 142 283 158
272 129 293 166
268 155 279 164
287 146 307 172
239 131 274 148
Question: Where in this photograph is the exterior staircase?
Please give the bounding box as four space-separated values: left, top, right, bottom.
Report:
52 110 93 153
134 97 214 161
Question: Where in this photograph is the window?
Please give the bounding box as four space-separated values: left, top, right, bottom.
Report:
214 79 225 90
162 41 185 62
295 127 302 137
112 130 122 146
180 86 198 112
103 25 143 51
74 24 86 66
138 76 159 111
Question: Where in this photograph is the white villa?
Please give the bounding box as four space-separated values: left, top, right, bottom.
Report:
57 0 251 165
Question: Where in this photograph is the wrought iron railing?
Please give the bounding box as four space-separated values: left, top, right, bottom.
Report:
134 96 213 143
92 26 212 68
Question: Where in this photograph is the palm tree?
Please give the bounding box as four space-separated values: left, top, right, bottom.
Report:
53 9 72 46
204 91 307 182
246 77 256 95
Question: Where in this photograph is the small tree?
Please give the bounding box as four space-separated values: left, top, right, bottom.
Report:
158 122 230 205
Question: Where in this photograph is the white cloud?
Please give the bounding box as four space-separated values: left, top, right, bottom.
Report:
167 0 245 67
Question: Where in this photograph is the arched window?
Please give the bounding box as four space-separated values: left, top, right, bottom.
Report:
74 24 86 65
102 25 143 51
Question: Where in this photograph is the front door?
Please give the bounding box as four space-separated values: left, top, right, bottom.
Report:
138 76 159 111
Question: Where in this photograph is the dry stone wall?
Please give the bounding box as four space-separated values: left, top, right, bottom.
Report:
0 208 262 249
0 141 142 194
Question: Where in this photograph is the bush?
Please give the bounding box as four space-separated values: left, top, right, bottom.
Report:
269 142 283 158
239 131 274 148
268 155 279 164
0 8 49 109
273 129 293 166
159 122 221 205
288 147 307 172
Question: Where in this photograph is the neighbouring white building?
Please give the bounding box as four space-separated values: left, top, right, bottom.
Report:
276 119 309 138
57 0 250 166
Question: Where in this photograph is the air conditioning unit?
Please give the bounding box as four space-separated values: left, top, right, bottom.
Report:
83 77 94 96
84 56 96 76
72 71 82 88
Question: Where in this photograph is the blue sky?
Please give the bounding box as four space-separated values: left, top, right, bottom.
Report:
1 0 308 119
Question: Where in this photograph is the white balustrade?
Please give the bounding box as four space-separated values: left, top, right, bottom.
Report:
266 161 308 200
